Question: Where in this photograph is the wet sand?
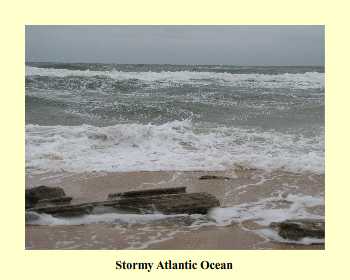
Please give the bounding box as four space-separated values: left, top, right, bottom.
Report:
25 223 324 250
25 169 324 250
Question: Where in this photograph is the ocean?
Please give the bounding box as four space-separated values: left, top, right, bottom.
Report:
25 63 325 249
26 63 324 175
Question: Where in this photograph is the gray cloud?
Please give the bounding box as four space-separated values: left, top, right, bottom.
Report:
25 25 324 65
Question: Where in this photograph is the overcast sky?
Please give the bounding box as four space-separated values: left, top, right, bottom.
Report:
26 25 324 65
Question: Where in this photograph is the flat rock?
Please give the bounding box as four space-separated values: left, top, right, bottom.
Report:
108 186 187 199
35 196 73 207
270 219 325 241
25 186 67 209
199 175 231 180
33 204 94 217
113 192 219 214
30 192 220 217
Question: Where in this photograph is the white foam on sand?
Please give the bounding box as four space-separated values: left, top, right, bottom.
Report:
207 193 324 244
255 228 324 245
27 212 188 226
208 193 324 227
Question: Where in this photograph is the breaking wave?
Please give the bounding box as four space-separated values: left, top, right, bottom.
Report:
26 66 324 90
26 120 324 174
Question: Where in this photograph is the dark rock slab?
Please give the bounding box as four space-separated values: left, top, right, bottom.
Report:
199 175 231 180
32 204 94 217
26 186 65 204
112 192 219 214
25 198 36 210
270 219 325 241
108 186 187 200
25 186 67 209
30 192 220 217
35 196 73 207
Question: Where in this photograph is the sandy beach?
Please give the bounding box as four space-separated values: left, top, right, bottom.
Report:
25 169 324 249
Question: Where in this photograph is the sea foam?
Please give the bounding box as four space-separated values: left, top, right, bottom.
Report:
26 120 324 174
26 66 324 90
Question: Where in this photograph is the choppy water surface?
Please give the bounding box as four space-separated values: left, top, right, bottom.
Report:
26 63 324 174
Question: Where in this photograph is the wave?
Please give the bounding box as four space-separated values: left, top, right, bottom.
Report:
26 120 324 174
26 66 324 90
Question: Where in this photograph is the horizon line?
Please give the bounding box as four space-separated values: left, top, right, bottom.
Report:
25 61 325 67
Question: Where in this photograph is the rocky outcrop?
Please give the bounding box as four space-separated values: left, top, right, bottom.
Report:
110 192 219 214
270 219 325 241
25 185 71 209
28 191 220 217
108 186 187 199
199 175 231 180
35 196 73 207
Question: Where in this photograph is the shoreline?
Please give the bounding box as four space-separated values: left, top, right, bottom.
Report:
25 169 324 250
